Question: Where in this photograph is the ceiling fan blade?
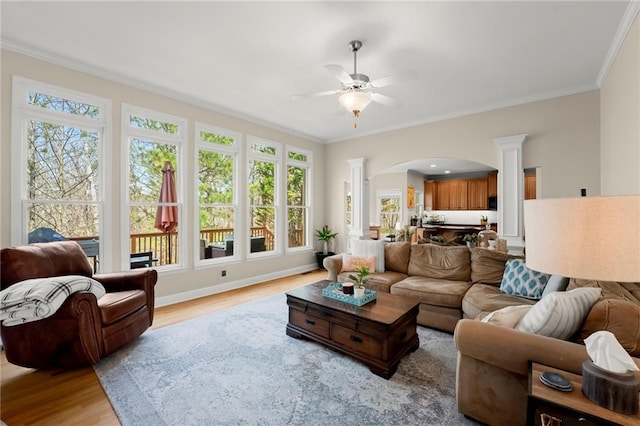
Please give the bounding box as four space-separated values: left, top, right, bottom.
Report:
369 70 418 88
292 89 342 100
325 64 354 86
370 92 396 106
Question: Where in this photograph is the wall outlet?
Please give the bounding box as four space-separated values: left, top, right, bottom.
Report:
220 270 227 278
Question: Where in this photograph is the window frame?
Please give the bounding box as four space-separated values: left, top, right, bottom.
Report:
285 145 313 253
247 135 281 258
376 188 403 234
194 122 242 265
121 103 187 272
11 76 112 269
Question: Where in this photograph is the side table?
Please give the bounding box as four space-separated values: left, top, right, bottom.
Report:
528 362 640 426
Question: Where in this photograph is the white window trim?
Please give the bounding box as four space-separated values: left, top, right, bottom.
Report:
247 135 281 258
10 76 113 269
376 188 403 230
121 103 187 272
285 145 313 253
194 122 243 266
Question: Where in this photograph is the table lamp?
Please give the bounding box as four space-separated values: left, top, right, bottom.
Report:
524 195 640 282
524 194 640 414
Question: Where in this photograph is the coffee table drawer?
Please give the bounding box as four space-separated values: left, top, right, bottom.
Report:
332 324 383 359
290 309 330 338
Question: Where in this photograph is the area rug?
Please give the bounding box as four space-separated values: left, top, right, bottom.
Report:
94 293 480 425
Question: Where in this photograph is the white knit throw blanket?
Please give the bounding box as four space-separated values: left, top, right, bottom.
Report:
0 275 105 326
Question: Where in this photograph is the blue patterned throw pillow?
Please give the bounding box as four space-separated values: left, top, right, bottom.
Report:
499 259 551 300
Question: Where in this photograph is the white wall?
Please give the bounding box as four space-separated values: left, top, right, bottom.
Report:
601 13 640 196
0 49 326 301
324 91 601 251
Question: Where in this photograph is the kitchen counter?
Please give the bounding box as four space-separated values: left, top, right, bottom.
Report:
416 223 498 243
419 223 495 230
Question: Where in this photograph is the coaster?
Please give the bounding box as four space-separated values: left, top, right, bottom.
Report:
540 371 573 392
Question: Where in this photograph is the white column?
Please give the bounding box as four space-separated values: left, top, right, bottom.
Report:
347 157 370 242
494 134 527 253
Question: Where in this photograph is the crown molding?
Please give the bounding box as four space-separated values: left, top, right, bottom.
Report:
1 39 323 144
596 0 640 87
327 83 598 144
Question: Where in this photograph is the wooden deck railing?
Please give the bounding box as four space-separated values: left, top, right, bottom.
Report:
71 226 306 267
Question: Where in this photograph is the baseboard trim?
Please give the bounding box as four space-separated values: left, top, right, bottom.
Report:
155 263 319 307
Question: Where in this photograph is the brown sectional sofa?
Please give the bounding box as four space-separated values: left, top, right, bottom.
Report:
455 279 640 425
325 242 640 425
324 242 534 333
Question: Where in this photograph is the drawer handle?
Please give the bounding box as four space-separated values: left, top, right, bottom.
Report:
304 318 316 325
350 335 363 344
399 331 407 340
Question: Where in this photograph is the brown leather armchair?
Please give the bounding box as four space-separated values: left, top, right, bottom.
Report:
0 240 157 369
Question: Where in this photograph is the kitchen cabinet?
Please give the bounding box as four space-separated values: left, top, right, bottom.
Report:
525 174 536 200
488 171 498 197
424 180 436 211
467 178 488 210
435 180 468 210
450 180 468 210
435 181 451 210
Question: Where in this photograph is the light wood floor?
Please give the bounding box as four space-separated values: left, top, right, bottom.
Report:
0 269 326 426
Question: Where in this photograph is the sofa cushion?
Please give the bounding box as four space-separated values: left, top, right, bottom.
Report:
407 244 470 282
568 279 640 304
340 254 375 272
337 271 407 293
480 305 533 328
384 242 411 274
97 289 147 325
577 299 640 357
391 276 471 309
516 287 601 340
499 259 551 300
470 248 523 286
352 239 385 272
620 282 640 303
462 284 536 320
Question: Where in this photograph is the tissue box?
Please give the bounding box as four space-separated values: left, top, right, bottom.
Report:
582 360 639 415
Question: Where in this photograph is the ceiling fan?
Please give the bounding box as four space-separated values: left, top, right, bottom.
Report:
293 40 401 128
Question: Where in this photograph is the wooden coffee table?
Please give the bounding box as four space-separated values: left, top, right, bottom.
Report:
286 280 420 379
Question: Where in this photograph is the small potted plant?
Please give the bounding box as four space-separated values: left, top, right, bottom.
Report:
430 235 446 244
348 265 369 298
314 225 338 269
463 233 478 249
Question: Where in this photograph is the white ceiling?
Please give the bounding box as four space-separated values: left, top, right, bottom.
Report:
0 1 633 144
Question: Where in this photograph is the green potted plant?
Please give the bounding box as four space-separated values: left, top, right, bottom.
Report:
463 233 478 248
348 265 369 298
430 235 446 244
314 225 338 269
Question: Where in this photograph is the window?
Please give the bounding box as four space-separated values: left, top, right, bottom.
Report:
247 137 280 255
377 189 402 235
196 124 241 262
122 104 185 270
286 147 312 250
11 77 110 271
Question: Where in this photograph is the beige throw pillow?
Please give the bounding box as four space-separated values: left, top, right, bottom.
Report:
516 287 601 340
340 254 376 273
481 305 533 328
351 239 385 272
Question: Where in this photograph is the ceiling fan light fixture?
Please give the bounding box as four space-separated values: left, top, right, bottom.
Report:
339 90 372 127
339 90 372 112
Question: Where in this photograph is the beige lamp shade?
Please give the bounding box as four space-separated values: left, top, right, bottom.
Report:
524 195 640 282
